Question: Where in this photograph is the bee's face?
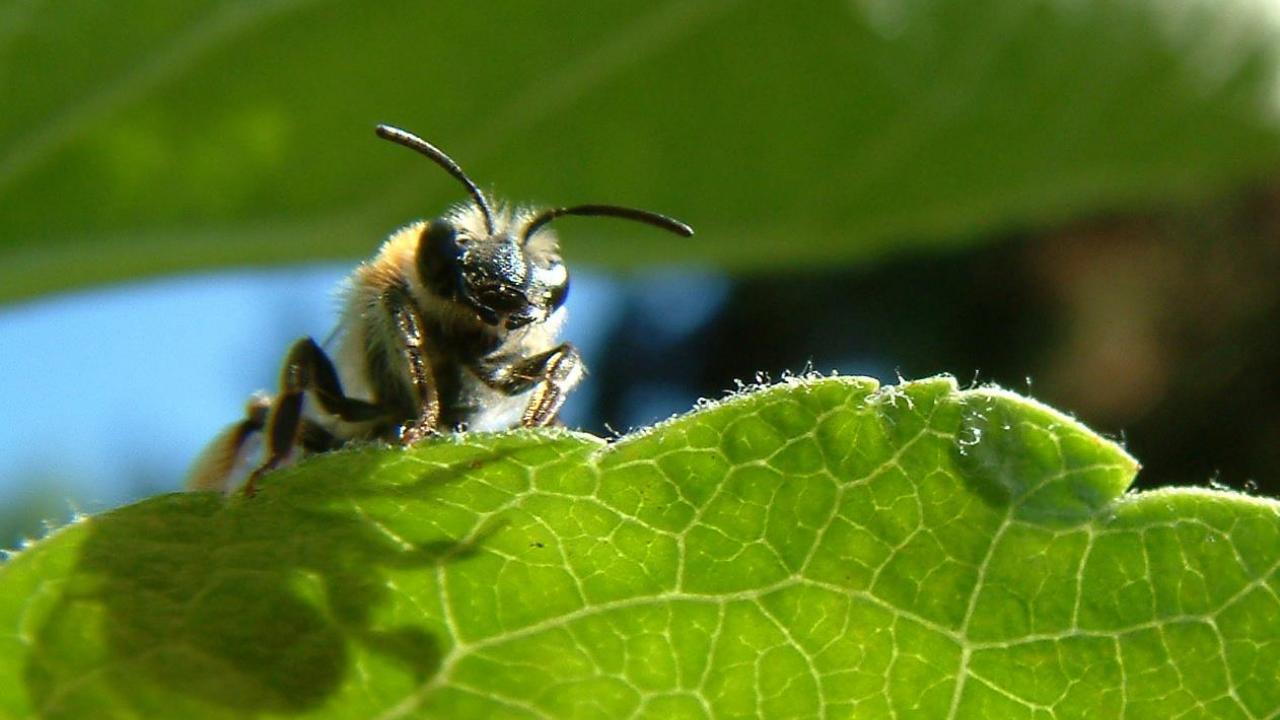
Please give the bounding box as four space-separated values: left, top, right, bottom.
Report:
418 219 569 331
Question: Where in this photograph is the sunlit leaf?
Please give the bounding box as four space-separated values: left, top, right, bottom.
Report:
1 377 1275 717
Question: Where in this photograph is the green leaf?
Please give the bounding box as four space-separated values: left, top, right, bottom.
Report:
3 0 1280 300
1 376 1276 718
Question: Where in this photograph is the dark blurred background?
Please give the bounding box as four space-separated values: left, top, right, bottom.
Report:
3 0 1280 548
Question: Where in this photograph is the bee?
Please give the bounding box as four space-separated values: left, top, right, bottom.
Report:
188 124 693 495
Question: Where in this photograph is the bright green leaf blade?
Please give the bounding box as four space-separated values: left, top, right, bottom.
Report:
1 377 1277 718
3 0 1280 300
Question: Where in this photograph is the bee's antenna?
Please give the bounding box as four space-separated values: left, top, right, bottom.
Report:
522 204 693 244
375 124 495 235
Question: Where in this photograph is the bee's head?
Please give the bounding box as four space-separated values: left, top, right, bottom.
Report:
377 124 693 331
417 217 568 330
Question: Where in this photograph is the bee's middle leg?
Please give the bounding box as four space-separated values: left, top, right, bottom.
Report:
244 337 385 495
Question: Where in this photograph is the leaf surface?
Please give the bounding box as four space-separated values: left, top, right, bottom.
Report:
1 377 1276 718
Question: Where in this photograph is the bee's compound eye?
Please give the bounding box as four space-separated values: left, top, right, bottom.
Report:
417 221 461 296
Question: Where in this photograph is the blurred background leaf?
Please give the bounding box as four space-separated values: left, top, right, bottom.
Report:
3 0 1280 547
3 0 1280 299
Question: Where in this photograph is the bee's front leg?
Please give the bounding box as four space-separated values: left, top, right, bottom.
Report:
478 343 584 427
520 344 584 427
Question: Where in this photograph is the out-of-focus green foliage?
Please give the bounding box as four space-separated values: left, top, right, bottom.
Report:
2 0 1279 300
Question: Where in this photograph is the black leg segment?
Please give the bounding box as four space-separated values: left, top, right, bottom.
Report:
477 343 584 428
383 285 441 444
521 344 582 427
243 336 385 496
